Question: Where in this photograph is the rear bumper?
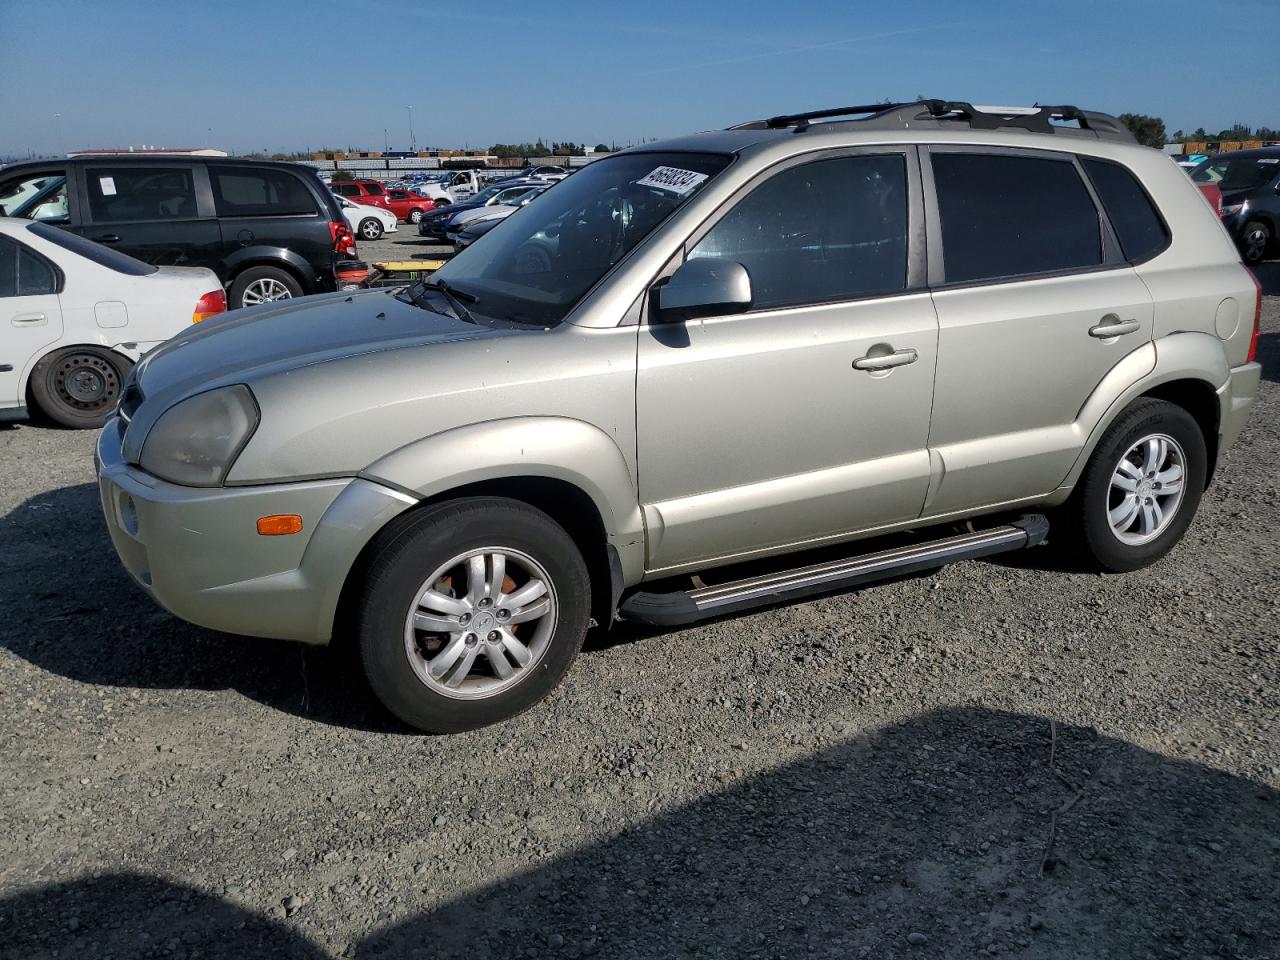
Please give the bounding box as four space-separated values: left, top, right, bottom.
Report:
95 420 416 643
1218 361 1262 454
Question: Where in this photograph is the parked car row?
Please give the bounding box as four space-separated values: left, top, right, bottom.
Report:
1188 147 1280 264
417 180 548 245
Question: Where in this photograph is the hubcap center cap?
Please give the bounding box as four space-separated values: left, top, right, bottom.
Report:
1137 479 1154 498
473 611 496 632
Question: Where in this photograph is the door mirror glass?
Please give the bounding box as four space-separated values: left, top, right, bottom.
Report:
656 259 752 322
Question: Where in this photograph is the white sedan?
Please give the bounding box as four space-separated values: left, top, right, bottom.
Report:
338 196 398 242
0 218 225 428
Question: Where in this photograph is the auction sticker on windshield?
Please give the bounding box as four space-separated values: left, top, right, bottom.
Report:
636 166 709 196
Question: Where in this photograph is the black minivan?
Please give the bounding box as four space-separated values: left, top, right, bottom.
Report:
0 156 355 307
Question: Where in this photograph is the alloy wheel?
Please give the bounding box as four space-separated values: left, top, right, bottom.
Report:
403 547 558 700
241 278 294 305
1107 433 1187 545
1244 225 1268 263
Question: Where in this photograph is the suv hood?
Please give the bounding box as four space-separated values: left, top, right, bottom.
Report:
133 288 488 403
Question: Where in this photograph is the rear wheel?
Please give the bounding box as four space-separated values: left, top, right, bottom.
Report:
229 266 302 309
1240 220 1270 264
409 208 426 224
1054 399 1206 572
358 498 590 733
29 346 130 428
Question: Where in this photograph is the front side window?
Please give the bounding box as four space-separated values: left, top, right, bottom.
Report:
932 152 1102 284
0 235 57 297
1082 157 1169 263
0 171 69 222
690 154 908 311
427 151 731 326
210 168 318 217
86 167 198 223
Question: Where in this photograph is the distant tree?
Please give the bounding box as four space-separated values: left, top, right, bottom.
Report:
594 143 610 153
1191 127 1208 140
1118 113 1166 148
1171 129 1185 142
331 170 354 182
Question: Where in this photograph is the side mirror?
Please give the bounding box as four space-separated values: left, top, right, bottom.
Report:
655 259 752 322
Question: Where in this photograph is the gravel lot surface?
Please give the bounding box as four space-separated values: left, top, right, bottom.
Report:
2 267 1278 959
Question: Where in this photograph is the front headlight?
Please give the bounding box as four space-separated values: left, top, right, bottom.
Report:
1222 201 1246 217
139 385 259 487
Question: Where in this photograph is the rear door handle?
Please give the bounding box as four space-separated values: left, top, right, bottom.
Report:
12 313 47 326
853 348 918 372
95 234 121 244
1088 315 1141 339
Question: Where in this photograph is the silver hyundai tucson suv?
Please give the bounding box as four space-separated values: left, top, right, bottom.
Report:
95 100 1263 733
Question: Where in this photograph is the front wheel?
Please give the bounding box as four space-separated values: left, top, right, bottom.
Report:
1240 219 1270 265
1054 398 1206 572
29 346 131 428
358 498 590 733
359 217 384 241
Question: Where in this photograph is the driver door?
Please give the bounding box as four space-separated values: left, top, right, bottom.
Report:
636 149 939 574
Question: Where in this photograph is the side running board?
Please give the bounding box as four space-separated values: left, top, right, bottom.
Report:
619 514 1049 628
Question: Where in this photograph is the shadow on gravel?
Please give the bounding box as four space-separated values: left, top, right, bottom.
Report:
1257 330 1280 383
0 482 403 734
5 709 1276 958
1251 261 1279 297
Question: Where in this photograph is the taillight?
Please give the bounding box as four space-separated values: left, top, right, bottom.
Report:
192 289 226 323
1197 183 1223 217
329 220 357 258
1246 269 1262 364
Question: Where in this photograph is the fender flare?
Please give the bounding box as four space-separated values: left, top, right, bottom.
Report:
360 416 646 570
1055 332 1229 495
219 247 317 293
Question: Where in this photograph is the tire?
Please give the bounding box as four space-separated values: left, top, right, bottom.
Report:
409 208 426 224
358 217 384 241
1240 219 1270 265
29 346 131 429
358 497 591 733
1054 398 1207 573
229 266 302 309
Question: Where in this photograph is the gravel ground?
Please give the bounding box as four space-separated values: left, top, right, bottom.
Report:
1 267 1278 959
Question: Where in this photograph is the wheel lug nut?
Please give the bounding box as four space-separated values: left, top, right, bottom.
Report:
487 631 500 642
479 597 492 608
496 609 510 621
464 633 477 645
458 613 471 626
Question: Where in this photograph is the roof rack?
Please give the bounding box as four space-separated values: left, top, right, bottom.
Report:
728 100 1136 144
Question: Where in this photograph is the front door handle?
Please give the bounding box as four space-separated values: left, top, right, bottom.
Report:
1089 315 1141 339
12 313 47 326
95 234 121 244
853 347 918 372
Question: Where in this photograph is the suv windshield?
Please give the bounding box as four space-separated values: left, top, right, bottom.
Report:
428 152 730 326
1192 154 1280 191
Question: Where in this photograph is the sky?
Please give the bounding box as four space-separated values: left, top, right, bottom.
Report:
2 0 1277 157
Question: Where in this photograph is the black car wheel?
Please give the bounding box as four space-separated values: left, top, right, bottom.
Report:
29 346 131 429
1240 220 1270 264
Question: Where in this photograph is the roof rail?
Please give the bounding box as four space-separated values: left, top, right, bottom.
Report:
728 99 1137 144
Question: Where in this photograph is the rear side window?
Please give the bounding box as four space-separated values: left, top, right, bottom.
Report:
362 182 384 195
86 167 199 223
1081 158 1169 263
334 183 359 197
28 221 157 275
689 154 909 310
210 167 318 217
0 235 58 296
932 153 1102 284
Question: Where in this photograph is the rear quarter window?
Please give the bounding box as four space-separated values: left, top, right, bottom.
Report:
1081 157 1170 263
210 167 319 218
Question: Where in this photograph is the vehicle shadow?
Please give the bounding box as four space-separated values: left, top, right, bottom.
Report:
4 708 1276 958
1258 330 1279 382
0 482 406 734
1250 261 1279 296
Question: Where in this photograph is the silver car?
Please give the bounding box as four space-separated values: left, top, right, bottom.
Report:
96 100 1262 732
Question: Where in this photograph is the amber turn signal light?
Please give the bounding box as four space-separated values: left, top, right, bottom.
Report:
256 514 303 536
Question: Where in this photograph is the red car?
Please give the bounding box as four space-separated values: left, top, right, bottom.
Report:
331 179 393 212
383 188 437 224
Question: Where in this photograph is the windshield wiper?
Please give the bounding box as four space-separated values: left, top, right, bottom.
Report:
412 278 478 323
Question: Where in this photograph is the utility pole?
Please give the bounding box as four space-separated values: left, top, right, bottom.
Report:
53 113 62 156
407 105 415 153
384 127 390 152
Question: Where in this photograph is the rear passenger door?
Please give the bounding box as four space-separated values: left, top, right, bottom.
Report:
76 164 221 268
921 148 1156 516
0 235 63 408
207 165 325 275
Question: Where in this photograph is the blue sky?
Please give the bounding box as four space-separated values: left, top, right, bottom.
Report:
2 0 1276 156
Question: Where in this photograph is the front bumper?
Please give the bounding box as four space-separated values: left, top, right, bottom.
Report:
1218 361 1262 453
95 420 416 643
